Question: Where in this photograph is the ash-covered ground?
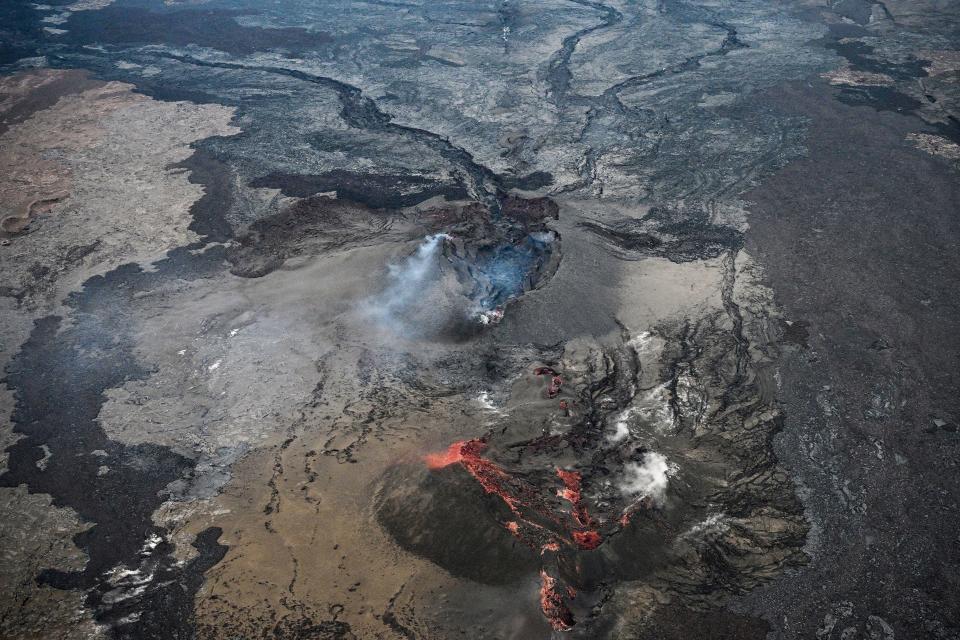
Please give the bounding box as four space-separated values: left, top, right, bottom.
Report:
0 1 958 638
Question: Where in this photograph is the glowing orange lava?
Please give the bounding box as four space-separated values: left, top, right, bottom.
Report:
539 570 575 631
424 439 486 469
557 468 602 549
424 442 609 629
424 439 529 527
572 530 602 550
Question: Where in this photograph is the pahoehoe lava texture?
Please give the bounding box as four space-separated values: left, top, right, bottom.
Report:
61 6 333 56
374 311 808 633
1 249 229 636
580 205 743 262
2 0 960 638
249 171 469 209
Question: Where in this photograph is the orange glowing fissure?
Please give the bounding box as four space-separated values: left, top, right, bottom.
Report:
556 468 603 549
424 441 603 549
424 439 607 629
423 439 481 469
425 439 517 505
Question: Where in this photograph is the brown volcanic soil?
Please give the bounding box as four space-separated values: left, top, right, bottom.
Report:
0 68 238 640
2 0 959 637
141 192 808 639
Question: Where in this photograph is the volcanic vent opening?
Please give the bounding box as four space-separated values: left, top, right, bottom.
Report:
368 196 561 338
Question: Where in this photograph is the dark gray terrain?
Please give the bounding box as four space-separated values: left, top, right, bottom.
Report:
0 1 958 639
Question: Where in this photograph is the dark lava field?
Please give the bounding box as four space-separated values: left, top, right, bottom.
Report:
1 1 959 639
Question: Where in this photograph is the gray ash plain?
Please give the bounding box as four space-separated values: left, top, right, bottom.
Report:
0 0 958 639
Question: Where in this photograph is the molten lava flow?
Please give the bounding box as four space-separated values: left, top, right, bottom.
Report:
556 468 603 549
424 443 609 628
424 439 542 535
425 443 611 551
541 541 561 553
572 530 602 550
539 570 574 631
424 439 485 469
556 469 591 525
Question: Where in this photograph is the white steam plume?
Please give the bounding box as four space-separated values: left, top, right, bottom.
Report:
619 452 675 504
365 234 455 336
381 234 449 314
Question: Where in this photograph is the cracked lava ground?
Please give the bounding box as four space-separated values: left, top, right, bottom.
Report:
1 0 959 638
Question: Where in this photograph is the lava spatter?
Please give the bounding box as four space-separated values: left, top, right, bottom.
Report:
571 530 602 551
556 470 589 526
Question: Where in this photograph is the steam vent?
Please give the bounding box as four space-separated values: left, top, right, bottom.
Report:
1 1 959 639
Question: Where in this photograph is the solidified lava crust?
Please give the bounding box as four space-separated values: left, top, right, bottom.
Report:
14 0 944 634
378 308 811 633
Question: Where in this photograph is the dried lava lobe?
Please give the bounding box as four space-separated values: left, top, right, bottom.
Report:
227 195 398 278
249 170 469 210
227 193 562 340
580 204 743 263
62 7 333 57
0 246 231 638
